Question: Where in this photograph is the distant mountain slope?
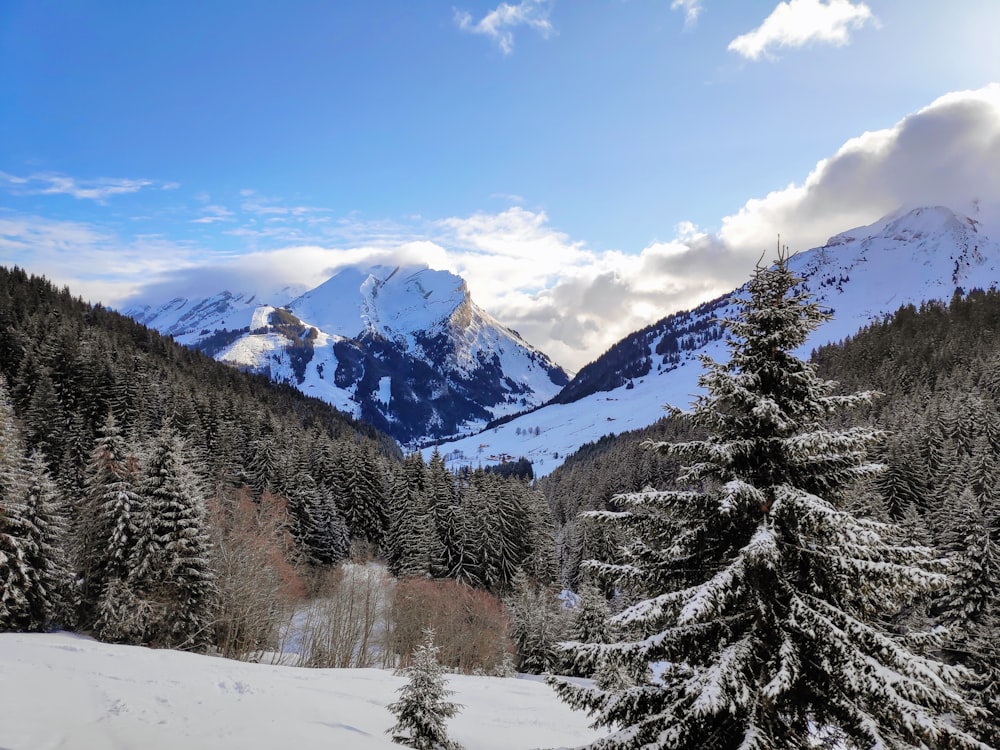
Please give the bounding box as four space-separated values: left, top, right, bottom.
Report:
126 264 569 445
434 206 1000 476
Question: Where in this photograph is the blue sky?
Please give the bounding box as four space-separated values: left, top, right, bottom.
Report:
2 1 1000 369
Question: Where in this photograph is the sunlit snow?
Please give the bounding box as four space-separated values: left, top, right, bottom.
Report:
0 632 602 750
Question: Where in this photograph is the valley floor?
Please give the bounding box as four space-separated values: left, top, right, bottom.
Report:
0 632 602 750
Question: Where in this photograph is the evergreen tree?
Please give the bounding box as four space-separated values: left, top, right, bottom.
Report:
133 427 217 649
245 432 279 497
550 253 985 749
572 581 611 647
20 450 74 629
475 472 527 593
520 484 558 585
0 436 33 631
505 569 568 674
385 456 437 578
387 628 463 750
284 466 349 565
448 475 485 588
427 450 462 578
0 376 34 630
78 412 146 632
875 437 923 519
336 442 388 549
938 487 1000 745
21 368 65 472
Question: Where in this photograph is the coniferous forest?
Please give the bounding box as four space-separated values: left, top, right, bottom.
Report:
2 262 1000 747
0 266 556 672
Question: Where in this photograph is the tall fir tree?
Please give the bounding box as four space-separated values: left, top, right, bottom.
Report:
550 253 987 749
78 411 146 633
19 450 74 629
335 442 388 550
0 378 73 632
385 455 437 578
133 427 217 650
426 450 462 579
475 472 528 593
938 487 1000 746
284 466 349 565
505 569 569 674
0 377 33 631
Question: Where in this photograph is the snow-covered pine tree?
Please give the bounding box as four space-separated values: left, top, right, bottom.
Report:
520 483 558 584
474 471 528 593
0 500 37 634
0 377 34 631
0 378 72 633
427 450 463 579
938 486 1000 745
78 411 146 634
572 581 611 648
385 456 437 578
387 628 463 750
341 442 389 550
244 419 280 497
134 427 217 650
284 466 349 566
550 252 988 749
505 569 568 674
20 450 74 629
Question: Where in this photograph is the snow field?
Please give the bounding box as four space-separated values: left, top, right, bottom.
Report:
0 632 603 750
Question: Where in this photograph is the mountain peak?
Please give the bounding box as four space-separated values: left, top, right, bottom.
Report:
826 205 985 249
289 263 469 343
126 262 569 445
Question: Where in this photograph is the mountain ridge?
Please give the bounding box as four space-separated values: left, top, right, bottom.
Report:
125 263 569 445
433 205 1000 476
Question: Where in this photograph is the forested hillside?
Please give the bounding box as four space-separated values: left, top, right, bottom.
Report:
543 287 1000 572
0 266 558 671
540 284 1000 745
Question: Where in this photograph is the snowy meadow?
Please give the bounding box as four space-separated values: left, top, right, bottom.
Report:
0 631 602 750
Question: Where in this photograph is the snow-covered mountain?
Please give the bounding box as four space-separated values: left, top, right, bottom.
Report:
433 206 1000 476
126 265 569 445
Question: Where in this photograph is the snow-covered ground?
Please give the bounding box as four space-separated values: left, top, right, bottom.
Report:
0 632 602 750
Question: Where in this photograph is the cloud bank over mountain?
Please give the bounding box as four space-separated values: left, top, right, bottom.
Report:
5 86 999 371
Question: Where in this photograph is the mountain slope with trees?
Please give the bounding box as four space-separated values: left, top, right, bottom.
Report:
438 206 1000 477
541 274 1000 747
0 265 561 673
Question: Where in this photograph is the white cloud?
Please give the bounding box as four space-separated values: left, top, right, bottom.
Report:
670 0 703 29
191 205 235 224
728 0 876 61
0 171 160 202
716 84 1000 253
7 86 1000 373
458 85 1000 369
0 213 204 303
239 190 332 220
455 0 554 54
